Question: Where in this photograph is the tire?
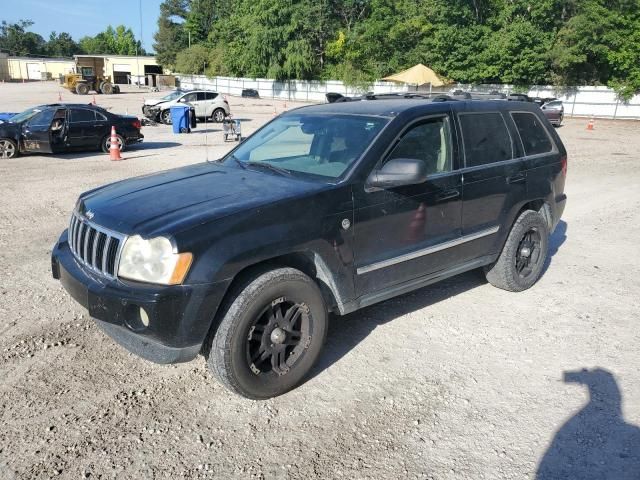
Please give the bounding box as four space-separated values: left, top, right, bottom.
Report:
101 82 114 95
212 108 226 123
0 138 18 159
206 267 328 399
484 210 549 292
101 134 125 153
75 83 89 95
161 110 172 125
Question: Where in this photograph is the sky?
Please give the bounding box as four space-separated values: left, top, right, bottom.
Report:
3 0 161 53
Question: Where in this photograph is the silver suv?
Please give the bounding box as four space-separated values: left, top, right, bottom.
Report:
143 90 230 124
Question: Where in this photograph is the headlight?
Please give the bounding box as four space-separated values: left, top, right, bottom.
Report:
117 235 193 285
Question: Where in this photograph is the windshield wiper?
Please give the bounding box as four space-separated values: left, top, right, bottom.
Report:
227 154 246 169
245 161 291 177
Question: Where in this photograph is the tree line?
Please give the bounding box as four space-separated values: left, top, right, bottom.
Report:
0 20 145 58
154 0 640 99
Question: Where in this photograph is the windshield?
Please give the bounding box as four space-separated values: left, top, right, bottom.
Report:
161 91 184 101
9 108 42 124
224 114 388 180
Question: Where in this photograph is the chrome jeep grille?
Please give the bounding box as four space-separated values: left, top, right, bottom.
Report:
68 212 125 279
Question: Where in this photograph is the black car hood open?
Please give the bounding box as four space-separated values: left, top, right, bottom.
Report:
78 162 326 237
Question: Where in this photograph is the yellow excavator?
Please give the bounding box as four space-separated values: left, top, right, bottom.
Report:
60 65 120 95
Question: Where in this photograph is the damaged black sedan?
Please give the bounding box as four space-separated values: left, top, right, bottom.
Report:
0 104 143 159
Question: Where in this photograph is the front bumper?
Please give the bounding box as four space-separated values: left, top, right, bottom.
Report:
51 230 229 364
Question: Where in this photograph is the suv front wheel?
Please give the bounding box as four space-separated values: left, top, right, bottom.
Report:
161 110 172 125
484 210 549 292
206 267 328 399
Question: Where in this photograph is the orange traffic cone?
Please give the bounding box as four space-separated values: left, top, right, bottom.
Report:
92 95 97 105
109 126 122 161
406 203 427 243
586 116 595 130
272 106 277 116
58 91 62 102
284 101 288 110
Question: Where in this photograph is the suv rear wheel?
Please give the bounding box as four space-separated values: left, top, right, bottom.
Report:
212 108 226 123
206 267 327 399
101 134 125 153
484 210 549 292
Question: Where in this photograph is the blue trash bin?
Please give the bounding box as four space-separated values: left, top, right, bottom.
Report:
170 105 191 133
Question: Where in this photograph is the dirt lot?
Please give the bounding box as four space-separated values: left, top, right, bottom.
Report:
1 81 639 480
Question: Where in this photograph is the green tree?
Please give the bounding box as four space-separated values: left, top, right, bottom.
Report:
47 31 80 57
79 25 144 55
0 20 46 56
153 0 190 68
155 0 640 99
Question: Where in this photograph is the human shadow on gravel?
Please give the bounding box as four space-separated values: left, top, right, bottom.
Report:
308 269 487 380
536 368 640 480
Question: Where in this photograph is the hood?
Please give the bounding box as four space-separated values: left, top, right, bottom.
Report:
78 162 326 237
144 98 165 107
0 112 16 123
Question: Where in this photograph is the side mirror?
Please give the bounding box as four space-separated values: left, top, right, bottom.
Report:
368 158 428 189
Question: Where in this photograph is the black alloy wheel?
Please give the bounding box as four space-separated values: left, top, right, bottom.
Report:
515 228 542 279
246 297 311 376
206 267 327 399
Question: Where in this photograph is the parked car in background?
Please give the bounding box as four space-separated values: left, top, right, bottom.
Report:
143 90 230 124
508 93 534 102
540 100 564 127
241 89 260 98
0 104 143 159
532 97 557 106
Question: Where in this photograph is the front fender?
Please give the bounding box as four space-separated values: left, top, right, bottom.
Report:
176 187 357 312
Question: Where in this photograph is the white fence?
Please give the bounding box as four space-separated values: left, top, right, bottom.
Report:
176 75 409 102
176 74 640 120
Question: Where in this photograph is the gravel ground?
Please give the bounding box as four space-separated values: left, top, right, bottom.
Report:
1 81 639 480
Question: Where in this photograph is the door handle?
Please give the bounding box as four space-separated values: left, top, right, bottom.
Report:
435 189 460 202
507 173 526 184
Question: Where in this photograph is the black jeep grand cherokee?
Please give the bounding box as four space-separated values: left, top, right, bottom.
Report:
52 98 567 399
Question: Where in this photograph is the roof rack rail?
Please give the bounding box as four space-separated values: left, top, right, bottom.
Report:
325 91 508 104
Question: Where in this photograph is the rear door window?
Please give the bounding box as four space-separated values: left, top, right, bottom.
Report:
196 92 207 101
459 112 513 167
511 112 554 156
70 109 95 123
204 92 218 100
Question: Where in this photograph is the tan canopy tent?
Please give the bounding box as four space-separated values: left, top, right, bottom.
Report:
382 64 447 90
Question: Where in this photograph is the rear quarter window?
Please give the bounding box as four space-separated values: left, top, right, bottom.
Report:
511 112 554 156
459 112 513 167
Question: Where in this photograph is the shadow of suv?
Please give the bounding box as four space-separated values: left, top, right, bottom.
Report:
52 97 567 399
